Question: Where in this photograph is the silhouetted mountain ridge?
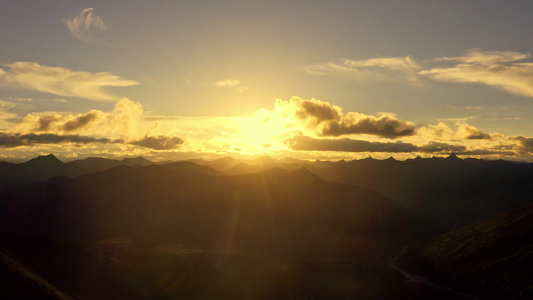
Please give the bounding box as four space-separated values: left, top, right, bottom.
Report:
397 200 533 300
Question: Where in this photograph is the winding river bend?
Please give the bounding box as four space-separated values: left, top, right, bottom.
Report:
391 248 480 300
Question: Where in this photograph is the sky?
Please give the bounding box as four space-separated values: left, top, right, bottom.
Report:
2 0 533 162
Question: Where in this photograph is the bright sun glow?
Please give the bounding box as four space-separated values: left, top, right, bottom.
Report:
237 109 292 151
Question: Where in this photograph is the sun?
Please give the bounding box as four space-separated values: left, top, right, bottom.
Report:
237 110 290 151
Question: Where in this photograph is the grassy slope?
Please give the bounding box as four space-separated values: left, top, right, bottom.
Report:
397 202 533 299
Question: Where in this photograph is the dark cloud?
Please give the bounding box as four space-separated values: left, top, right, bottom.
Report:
418 141 467 153
284 135 417 153
37 115 60 131
0 132 116 148
288 98 416 138
464 131 492 140
130 135 184 150
62 111 99 131
321 115 416 138
510 136 533 150
457 149 515 156
296 98 342 124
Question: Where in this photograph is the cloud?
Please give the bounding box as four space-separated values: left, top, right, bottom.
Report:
216 79 241 87
3 98 187 151
418 122 454 139
0 62 139 101
436 49 530 65
418 141 466 153
108 98 145 138
275 97 416 138
283 134 418 153
510 136 533 150
0 100 32 129
305 56 422 84
457 149 515 156
65 8 107 44
283 134 510 156
456 123 492 140
12 99 144 139
419 121 492 140
322 113 416 138
36 115 61 131
421 49 533 97
62 111 100 131
13 110 106 135
215 78 248 92
129 135 184 150
0 132 117 148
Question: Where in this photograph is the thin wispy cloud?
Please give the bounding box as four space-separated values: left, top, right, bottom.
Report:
216 79 241 87
421 49 533 98
305 56 422 84
0 62 139 101
65 8 107 44
215 78 248 92
308 50 533 98
435 49 531 65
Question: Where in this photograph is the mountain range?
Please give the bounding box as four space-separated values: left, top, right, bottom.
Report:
1 154 532 299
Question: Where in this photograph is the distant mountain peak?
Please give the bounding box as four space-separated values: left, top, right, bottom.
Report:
294 167 322 182
446 152 461 160
24 154 63 165
121 156 152 166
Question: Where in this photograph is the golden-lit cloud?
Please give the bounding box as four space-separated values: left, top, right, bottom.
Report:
456 123 492 140
421 49 533 97
0 62 139 101
0 95 528 160
435 49 531 65
419 121 493 140
417 141 466 153
305 56 422 84
274 97 416 138
65 8 107 44
1 98 185 151
11 98 147 140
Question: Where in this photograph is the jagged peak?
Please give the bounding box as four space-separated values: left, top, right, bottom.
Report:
294 167 322 181
24 154 63 165
446 152 461 160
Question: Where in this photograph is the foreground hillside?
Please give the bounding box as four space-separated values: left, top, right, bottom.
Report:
0 163 448 299
397 201 533 299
